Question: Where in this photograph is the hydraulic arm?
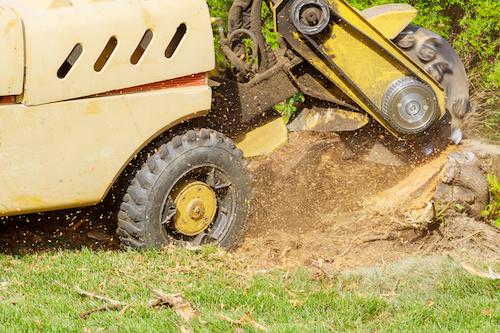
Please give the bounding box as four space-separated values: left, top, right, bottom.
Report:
214 0 470 144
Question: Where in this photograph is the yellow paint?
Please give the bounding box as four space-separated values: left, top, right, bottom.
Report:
48 0 71 9
322 26 403 107
139 3 155 29
269 0 279 32
361 4 418 39
13 195 45 206
236 118 288 158
173 181 217 236
4 18 16 33
84 101 101 115
295 0 446 136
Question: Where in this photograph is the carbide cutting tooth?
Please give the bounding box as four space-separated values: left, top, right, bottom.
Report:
397 33 416 49
417 37 440 62
426 61 452 83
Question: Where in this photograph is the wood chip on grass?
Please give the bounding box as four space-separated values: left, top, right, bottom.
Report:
74 286 126 319
461 263 500 280
149 289 200 322
219 312 269 332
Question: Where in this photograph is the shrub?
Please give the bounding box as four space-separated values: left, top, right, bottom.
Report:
481 174 500 227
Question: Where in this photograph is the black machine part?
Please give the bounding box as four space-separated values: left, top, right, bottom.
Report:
290 0 331 35
224 0 277 80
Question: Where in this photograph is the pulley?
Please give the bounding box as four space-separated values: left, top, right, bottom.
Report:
382 77 440 135
290 0 331 36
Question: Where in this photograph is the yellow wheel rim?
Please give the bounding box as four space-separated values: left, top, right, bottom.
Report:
172 181 217 236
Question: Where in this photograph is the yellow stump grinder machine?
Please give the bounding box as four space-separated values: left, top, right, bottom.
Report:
0 0 470 250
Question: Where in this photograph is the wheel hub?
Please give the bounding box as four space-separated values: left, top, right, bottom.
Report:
173 181 217 236
405 100 422 116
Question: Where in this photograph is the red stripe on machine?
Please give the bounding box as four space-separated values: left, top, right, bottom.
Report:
96 73 208 97
0 96 16 104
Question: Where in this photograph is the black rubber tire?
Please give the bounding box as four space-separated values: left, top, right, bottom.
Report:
116 129 252 250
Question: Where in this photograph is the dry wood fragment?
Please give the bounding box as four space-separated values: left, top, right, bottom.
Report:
311 259 335 279
219 312 269 332
461 263 500 280
79 304 124 319
279 246 292 260
75 286 125 307
74 286 126 319
149 289 200 322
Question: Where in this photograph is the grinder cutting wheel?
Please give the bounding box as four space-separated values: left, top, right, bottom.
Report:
216 0 470 152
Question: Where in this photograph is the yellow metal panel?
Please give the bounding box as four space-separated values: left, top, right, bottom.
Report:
303 0 445 134
321 26 404 108
0 86 211 216
236 118 288 157
361 4 417 39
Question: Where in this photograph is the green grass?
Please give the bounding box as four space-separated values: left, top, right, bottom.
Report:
0 248 498 332
469 84 500 142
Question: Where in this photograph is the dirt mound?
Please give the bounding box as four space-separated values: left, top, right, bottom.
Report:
237 133 500 268
0 132 498 269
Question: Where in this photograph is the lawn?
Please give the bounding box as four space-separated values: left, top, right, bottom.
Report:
0 247 498 332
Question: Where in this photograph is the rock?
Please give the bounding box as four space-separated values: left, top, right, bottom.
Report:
433 152 489 216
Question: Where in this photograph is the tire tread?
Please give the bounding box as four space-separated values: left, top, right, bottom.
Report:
117 129 249 249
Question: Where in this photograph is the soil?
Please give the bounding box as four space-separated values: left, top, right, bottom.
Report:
0 132 498 271
237 133 500 268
